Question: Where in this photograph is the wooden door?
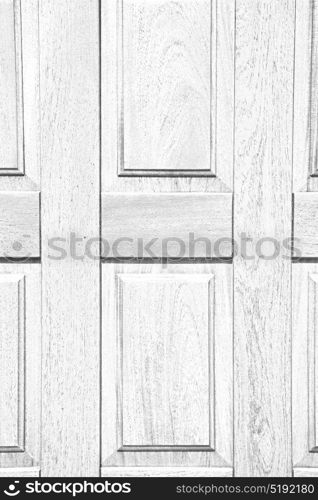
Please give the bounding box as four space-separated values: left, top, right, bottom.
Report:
0 0 316 478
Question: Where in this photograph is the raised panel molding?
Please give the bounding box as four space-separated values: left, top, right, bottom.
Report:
308 274 318 452
308 0 318 178
118 273 214 450
102 0 235 190
0 265 41 471
293 266 318 469
0 0 24 175
102 263 233 474
119 0 215 177
0 275 25 452
294 0 318 191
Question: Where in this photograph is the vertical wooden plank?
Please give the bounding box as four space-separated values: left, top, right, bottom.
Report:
40 0 99 476
234 0 294 476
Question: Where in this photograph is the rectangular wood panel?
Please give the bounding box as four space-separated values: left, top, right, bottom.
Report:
120 0 214 176
293 265 318 469
102 263 233 474
102 0 234 192
293 0 318 192
308 274 318 451
102 193 232 258
0 265 41 471
0 0 24 174
0 192 40 258
119 274 213 449
0 274 24 451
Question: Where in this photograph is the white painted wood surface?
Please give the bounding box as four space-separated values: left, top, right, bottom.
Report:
101 1 234 478
102 263 232 474
292 0 318 475
0 0 40 186
102 193 233 258
101 467 233 477
294 468 318 478
0 0 24 174
102 0 235 191
40 0 100 476
292 265 318 469
1 0 316 478
0 265 41 471
119 274 213 448
294 193 318 257
0 192 40 257
121 0 213 175
294 0 318 191
234 0 294 476
0 275 25 451
0 467 40 477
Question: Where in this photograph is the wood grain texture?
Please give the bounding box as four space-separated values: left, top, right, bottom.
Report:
0 191 40 257
234 0 294 476
40 0 100 476
119 274 213 448
309 274 318 452
292 265 318 469
308 0 318 177
102 263 232 470
0 0 24 174
121 0 213 175
294 0 318 192
102 193 233 258
0 275 25 451
0 0 40 187
0 265 41 471
102 0 234 191
101 467 233 477
293 193 318 257
0 467 40 477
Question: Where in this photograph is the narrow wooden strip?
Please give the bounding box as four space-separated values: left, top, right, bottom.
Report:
293 0 314 191
0 191 39 257
0 467 40 477
40 0 100 476
102 193 232 258
294 468 318 478
294 193 318 258
0 275 25 451
234 0 294 476
101 467 233 478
